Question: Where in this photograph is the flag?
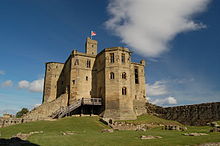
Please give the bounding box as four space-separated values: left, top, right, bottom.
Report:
91 31 96 36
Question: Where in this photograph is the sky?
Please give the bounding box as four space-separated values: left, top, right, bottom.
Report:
0 0 219 115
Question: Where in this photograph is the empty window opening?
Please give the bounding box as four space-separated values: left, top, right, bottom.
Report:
110 53 114 63
86 60 91 68
110 72 115 79
135 68 139 84
122 72 126 79
121 53 125 63
72 80 75 84
86 76 88 81
122 87 127 95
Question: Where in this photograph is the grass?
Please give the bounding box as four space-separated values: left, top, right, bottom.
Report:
116 114 183 126
0 115 220 146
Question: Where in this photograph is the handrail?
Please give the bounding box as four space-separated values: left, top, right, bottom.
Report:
50 98 102 119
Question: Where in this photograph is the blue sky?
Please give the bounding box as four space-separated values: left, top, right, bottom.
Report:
0 0 219 115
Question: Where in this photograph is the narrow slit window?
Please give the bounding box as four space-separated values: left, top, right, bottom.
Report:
121 53 125 63
135 68 139 84
110 53 114 63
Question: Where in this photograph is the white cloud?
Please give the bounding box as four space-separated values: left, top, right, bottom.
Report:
151 96 177 105
18 80 30 88
18 78 44 93
0 70 5 75
105 0 211 57
1 80 13 87
147 81 168 96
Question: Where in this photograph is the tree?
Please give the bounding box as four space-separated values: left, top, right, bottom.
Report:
16 108 29 118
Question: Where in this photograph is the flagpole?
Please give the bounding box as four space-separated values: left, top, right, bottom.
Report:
91 31 92 40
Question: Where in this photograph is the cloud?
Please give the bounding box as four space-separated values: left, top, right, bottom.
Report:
0 70 5 75
147 81 168 96
105 0 211 57
18 80 30 88
18 78 44 93
1 80 13 87
151 96 177 105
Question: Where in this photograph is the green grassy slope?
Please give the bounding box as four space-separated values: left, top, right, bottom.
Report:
116 114 182 126
0 115 220 146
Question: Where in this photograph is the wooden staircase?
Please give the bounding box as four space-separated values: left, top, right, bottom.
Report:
50 98 102 119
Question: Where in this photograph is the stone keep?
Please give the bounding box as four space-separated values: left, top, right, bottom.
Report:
43 37 147 120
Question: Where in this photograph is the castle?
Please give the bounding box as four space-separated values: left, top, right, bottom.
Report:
1 38 220 128
42 38 147 120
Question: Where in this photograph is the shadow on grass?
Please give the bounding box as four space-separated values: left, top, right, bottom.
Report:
0 137 39 146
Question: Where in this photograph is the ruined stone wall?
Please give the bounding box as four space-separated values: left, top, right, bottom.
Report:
0 118 22 128
23 93 68 121
154 102 220 126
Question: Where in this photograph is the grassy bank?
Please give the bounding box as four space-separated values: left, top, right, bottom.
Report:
0 115 220 146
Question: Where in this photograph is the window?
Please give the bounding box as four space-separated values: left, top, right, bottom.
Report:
86 76 88 81
62 81 64 85
72 80 75 84
110 72 114 79
86 60 91 68
135 68 139 84
74 59 79 65
110 53 114 63
121 53 125 63
122 72 126 79
122 87 127 95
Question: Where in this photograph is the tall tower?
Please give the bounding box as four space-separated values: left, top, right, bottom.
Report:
85 37 98 55
43 62 64 103
103 47 137 120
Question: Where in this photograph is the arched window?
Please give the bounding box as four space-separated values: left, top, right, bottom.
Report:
122 72 126 79
122 87 127 95
110 72 114 79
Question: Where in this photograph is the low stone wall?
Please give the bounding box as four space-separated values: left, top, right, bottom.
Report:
0 118 33 128
150 102 220 126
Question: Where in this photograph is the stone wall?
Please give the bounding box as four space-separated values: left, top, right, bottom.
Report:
146 102 220 126
0 118 21 128
0 118 33 128
23 93 68 121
